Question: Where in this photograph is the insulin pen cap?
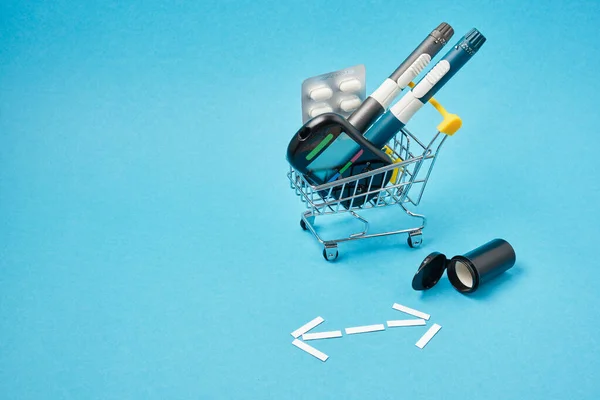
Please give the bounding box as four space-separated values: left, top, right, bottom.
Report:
431 22 455 42
412 239 516 294
388 22 455 82
459 28 486 54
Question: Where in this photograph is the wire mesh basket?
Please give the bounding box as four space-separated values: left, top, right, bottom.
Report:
287 95 461 260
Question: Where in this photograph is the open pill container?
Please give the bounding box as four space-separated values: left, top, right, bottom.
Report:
412 239 516 293
301 64 366 123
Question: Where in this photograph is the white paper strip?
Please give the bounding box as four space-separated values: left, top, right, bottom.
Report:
292 339 329 362
415 324 442 349
386 319 426 328
302 330 343 341
345 324 385 335
291 316 325 338
392 303 431 320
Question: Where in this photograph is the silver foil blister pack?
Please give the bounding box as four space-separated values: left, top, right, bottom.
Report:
301 64 366 123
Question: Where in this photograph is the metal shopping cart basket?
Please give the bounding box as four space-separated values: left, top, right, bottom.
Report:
287 90 463 261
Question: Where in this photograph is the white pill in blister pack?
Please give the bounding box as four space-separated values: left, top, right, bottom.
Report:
339 78 362 93
309 86 334 102
339 95 361 113
301 64 366 123
309 104 334 118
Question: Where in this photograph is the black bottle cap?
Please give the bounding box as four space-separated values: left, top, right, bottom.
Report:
412 252 448 290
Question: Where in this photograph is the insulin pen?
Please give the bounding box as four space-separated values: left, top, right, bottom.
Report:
347 22 455 133
324 28 487 183
363 28 487 148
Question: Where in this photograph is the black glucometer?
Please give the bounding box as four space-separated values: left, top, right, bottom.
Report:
288 113 392 207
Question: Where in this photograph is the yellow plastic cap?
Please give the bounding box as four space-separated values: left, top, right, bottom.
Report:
437 113 462 136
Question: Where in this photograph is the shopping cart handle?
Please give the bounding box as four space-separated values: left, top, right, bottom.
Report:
407 82 462 136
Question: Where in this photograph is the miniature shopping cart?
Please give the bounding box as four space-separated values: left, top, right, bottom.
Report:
287 92 462 261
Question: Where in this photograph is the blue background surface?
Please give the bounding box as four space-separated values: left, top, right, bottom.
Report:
1 0 599 398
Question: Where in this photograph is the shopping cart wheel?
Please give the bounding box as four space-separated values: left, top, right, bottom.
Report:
323 246 339 261
300 219 308 231
407 232 423 248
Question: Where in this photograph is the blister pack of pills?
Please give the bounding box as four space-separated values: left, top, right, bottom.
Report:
301 64 366 123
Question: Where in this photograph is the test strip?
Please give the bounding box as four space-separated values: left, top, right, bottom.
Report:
415 324 442 349
392 303 431 320
291 316 325 338
386 319 426 328
292 339 329 362
302 330 343 341
345 324 385 335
